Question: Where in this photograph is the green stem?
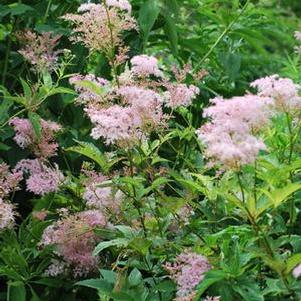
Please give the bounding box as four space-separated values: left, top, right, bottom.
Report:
43 0 52 23
1 33 12 86
193 0 250 71
103 0 120 88
286 113 296 226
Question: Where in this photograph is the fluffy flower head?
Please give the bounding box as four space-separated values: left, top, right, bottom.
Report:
197 95 271 170
17 30 61 73
10 118 61 158
164 251 211 300
251 75 301 112
40 210 106 276
130 55 163 78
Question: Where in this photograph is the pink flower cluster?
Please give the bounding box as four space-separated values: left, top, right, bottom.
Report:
106 0 132 13
197 95 271 170
0 198 15 231
251 74 301 112
40 210 107 277
293 263 301 278
69 74 109 105
0 163 22 199
82 170 122 216
164 84 200 109
130 55 163 78
18 30 61 73
0 163 22 231
14 159 64 196
62 3 136 55
164 251 211 300
10 118 61 158
71 58 201 145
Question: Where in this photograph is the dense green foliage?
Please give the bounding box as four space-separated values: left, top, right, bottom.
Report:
1 1 301 301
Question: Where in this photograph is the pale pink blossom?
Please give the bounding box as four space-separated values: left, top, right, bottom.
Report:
197 95 271 170
293 263 301 278
251 75 301 112
294 31 301 41
17 30 61 73
87 105 142 145
0 163 22 199
0 198 15 231
118 86 165 127
63 3 136 55
40 210 107 277
14 159 64 196
130 55 163 78
83 171 122 216
164 251 211 300
69 74 109 105
106 0 132 13
164 84 199 108
44 259 68 277
10 118 61 158
32 210 48 221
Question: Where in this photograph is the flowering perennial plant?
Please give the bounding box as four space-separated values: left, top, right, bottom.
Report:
40 210 107 277
164 251 211 300
17 30 61 73
10 118 61 158
2 1 301 301
197 95 271 170
62 2 136 58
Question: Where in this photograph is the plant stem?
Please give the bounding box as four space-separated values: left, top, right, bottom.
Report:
43 0 52 23
103 0 120 88
285 113 297 226
193 0 250 71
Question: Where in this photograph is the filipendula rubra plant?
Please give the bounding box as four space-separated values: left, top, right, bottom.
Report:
1 1 301 301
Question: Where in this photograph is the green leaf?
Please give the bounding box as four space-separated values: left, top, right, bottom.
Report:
72 80 105 96
20 79 32 102
7 282 26 301
129 237 152 255
93 238 129 256
194 270 226 299
76 279 112 293
163 14 178 55
128 268 142 287
0 142 10 151
8 3 34 16
42 71 52 88
286 253 301 274
66 141 109 173
28 112 42 142
139 0 160 43
232 278 264 301
262 183 301 208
